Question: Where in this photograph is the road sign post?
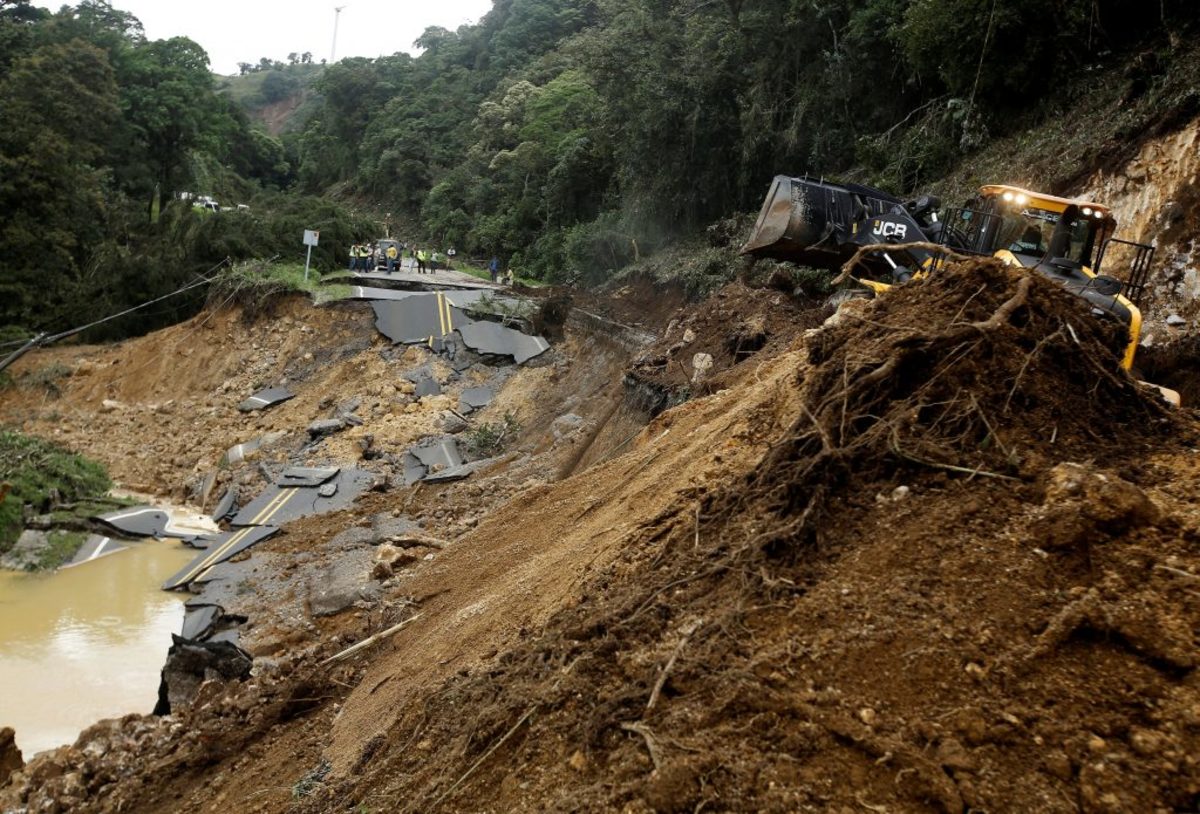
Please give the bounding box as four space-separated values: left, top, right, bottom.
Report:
302 229 320 281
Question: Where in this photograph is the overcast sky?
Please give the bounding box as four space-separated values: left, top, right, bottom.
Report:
33 0 494 74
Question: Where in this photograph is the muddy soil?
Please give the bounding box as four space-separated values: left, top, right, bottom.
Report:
3 265 1199 814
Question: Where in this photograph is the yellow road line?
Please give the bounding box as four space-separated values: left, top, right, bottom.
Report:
170 487 296 587
436 292 447 336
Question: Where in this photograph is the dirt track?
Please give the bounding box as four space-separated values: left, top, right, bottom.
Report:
2 267 1199 814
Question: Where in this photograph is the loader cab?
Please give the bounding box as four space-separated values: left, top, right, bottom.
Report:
973 185 1113 269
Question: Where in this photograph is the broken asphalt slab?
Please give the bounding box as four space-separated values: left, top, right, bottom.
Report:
371 293 475 345
458 320 550 364
459 386 493 411
162 525 280 591
62 535 127 568
346 286 422 302
229 468 377 527
277 466 340 488
180 604 220 640
403 438 467 485
94 506 209 541
95 506 170 538
413 377 442 398
237 387 294 412
211 488 237 523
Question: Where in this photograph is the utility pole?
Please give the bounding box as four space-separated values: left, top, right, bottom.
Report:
331 6 346 64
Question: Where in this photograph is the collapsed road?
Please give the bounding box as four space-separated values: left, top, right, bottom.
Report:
147 279 559 699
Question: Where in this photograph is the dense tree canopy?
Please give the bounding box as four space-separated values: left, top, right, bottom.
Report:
0 0 1194 339
289 0 1193 282
0 0 368 341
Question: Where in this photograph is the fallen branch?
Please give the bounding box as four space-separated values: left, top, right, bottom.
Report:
647 619 704 713
1155 564 1200 582
834 242 971 286
321 613 423 665
620 721 663 771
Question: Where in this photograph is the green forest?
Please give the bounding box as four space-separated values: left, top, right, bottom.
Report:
0 0 1196 341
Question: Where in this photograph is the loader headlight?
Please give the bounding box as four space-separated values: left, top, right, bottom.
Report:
1002 191 1027 205
1082 207 1093 216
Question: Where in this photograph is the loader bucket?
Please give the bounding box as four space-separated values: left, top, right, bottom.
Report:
740 175 900 268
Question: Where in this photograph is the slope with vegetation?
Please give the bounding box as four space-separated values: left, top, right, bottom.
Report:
280 0 1198 283
0 1 371 344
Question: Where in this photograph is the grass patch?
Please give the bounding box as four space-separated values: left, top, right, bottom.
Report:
209 260 352 311
0 430 112 555
20 362 72 397
35 531 87 571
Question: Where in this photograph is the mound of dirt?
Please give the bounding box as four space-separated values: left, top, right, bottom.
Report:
5 263 1198 814
285 260 1198 813
627 281 823 414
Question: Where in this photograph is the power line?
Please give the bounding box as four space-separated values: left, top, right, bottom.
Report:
0 258 230 367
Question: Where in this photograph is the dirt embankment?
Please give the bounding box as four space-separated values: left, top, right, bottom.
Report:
271 259 1198 814
5 259 1198 814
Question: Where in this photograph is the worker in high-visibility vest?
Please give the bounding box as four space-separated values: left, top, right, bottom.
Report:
348 244 358 271
386 244 398 273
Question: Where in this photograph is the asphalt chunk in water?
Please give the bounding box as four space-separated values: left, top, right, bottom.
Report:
61 535 126 568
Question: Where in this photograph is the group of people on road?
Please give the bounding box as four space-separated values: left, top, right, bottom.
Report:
349 241 518 284
350 241 461 275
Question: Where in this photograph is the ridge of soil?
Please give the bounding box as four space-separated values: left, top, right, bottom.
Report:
3 265 1199 814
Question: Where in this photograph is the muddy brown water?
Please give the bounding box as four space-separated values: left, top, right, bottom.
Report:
0 540 195 756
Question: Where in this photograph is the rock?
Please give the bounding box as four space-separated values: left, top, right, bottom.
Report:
551 413 585 440
822 296 872 329
0 726 23 784
442 412 469 434
154 636 252 714
691 352 714 384
0 530 51 571
100 399 125 412
1043 749 1074 781
310 583 381 616
568 750 587 771
682 328 696 344
1040 462 1160 550
891 485 911 501
935 737 976 772
1166 313 1187 326
307 418 346 438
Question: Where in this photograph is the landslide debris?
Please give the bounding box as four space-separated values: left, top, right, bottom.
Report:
5 263 1200 814
289 260 1197 813
626 281 823 415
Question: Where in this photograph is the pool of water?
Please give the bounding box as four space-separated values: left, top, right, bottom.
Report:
0 540 195 756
